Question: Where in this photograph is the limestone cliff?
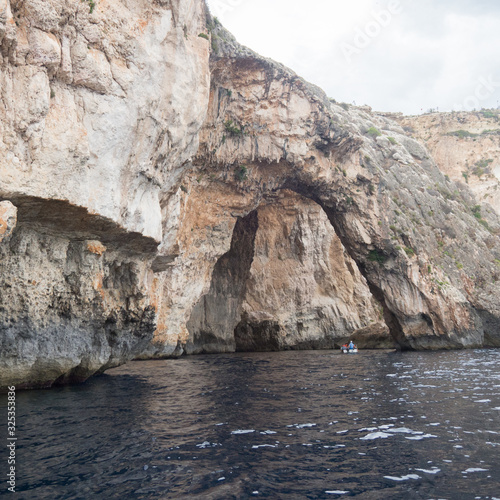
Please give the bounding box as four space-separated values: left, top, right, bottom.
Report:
1 0 211 388
1 2 500 390
185 20 500 353
185 191 391 354
395 111 500 215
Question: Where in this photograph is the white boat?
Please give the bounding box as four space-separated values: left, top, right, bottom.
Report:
341 346 358 354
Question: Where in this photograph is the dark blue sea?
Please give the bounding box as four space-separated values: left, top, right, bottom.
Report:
2 349 500 499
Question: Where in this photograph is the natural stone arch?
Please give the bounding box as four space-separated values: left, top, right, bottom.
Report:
196 43 500 350
185 190 392 353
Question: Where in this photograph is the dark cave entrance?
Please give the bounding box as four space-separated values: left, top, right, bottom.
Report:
185 210 259 354
185 190 397 354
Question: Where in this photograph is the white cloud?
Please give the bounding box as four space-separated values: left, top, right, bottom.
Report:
207 0 500 114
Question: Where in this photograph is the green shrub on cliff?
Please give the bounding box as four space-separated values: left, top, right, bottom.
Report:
471 205 492 232
404 247 415 257
480 109 499 120
472 205 482 219
235 165 248 181
224 119 244 137
367 127 381 138
81 0 95 13
446 130 478 139
368 249 386 264
472 158 493 177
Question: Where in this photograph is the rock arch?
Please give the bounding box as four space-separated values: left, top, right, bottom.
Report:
185 191 392 352
189 42 500 351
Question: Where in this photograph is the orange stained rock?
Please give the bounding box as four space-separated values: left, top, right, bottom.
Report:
87 240 107 256
149 277 160 313
93 272 106 302
0 207 10 236
135 18 149 35
0 202 16 241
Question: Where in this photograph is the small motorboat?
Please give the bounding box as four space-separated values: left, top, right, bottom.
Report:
341 344 358 354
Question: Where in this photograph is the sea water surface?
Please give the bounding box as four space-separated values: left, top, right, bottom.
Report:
2 349 500 499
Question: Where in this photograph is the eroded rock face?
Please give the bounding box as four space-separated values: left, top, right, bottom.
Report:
188 21 500 352
0 223 155 389
0 200 16 242
395 111 500 215
184 191 391 354
0 0 211 389
235 192 390 351
185 209 259 354
0 0 210 240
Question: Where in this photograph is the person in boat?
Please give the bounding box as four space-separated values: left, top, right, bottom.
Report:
341 343 348 351
349 340 355 350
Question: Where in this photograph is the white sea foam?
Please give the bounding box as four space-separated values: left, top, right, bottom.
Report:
252 444 276 449
360 432 392 440
405 434 437 440
415 468 441 474
325 491 349 495
387 427 421 434
384 474 421 481
231 429 255 435
462 468 489 473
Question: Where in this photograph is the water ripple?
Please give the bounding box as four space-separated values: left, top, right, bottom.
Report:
2 349 499 498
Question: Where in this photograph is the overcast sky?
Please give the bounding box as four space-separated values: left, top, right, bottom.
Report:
206 0 500 115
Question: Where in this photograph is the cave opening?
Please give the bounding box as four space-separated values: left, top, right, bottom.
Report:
185 210 259 354
314 200 407 351
186 190 396 354
282 179 408 350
